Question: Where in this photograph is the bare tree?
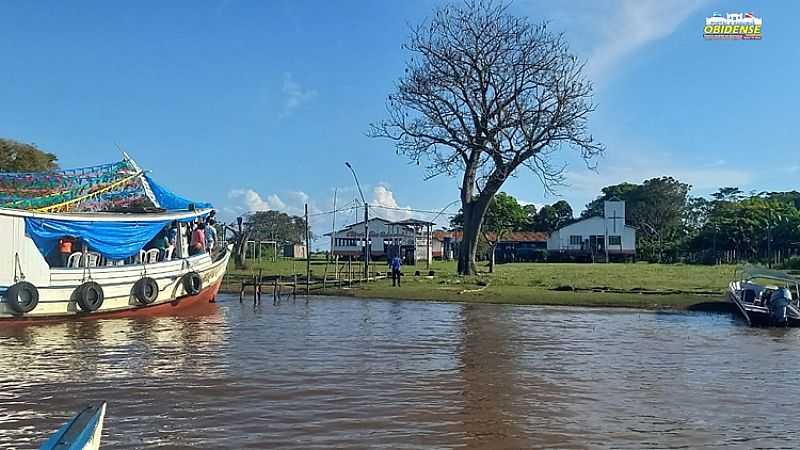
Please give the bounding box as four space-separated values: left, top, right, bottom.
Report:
370 1 602 274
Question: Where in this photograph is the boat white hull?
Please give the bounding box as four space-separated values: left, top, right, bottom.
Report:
1 248 230 320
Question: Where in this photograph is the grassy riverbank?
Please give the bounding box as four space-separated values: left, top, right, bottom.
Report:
222 258 735 309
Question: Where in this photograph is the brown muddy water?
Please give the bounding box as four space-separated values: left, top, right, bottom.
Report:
0 295 798 449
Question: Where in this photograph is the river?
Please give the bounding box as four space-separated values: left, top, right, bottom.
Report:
1 295 798 449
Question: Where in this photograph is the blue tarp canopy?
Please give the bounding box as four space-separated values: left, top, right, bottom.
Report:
25 214 208 260
146 175 212 211
26 218 174 260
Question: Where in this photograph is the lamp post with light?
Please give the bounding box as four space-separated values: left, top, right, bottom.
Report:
345 162 369 279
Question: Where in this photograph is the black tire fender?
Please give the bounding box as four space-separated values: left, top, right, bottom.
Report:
76 282 104 312
182 271 202 296
133 277 159 305
5 281 39 314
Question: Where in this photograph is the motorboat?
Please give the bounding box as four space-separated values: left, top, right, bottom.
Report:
728 265 800 326
39 402 106 450
0 155 230 321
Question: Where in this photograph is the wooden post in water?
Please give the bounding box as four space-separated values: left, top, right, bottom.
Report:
293 274 298 301
252 274 257 305
239 281 244 303
273 278 278 305
257 268 263 304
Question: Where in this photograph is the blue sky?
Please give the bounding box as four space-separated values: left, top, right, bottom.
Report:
1 1 797 248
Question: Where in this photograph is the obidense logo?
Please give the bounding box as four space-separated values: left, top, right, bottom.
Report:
704 12 762 40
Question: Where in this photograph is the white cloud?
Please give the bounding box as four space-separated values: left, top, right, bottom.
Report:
370 184 412 222
227 188 312 217
281 72 317 117
586 0 705 82
520 0 706 85
227 188 271 212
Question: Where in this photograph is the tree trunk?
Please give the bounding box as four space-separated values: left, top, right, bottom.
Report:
489 242 496 273
233 231 250 269
457 198 491 275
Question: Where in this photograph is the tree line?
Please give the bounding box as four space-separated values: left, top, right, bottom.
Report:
451 177 800 267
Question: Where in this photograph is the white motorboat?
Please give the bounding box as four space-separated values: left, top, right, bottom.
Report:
728 265 800 326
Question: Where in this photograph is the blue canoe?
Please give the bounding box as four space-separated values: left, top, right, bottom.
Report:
39 402 107 450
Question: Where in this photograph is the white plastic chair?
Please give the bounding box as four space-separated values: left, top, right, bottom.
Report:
164 245 175 261
145 249 160 264
67 252 83 268
85 252 101 267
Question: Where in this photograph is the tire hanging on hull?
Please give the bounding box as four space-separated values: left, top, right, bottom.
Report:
5 281 39 314
133 277 159 305
76 282 104 312
182 272 202 296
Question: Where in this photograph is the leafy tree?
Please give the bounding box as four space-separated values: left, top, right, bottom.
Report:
245 210 311 244
630 177 690 261
532 200 574 233
692 194 800 265
522 203 538 229
370 1 602 274
481 193 528 272
0 138 58 172
581 182 639 219
710 187 744 203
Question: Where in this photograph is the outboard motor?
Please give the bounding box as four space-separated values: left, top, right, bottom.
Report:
768 288 793 324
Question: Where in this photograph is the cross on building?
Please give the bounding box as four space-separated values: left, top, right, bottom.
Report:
608 210 624 233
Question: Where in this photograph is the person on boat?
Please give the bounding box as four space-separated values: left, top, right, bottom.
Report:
58 236 74 267
190 221 206 256
154 231 170 261
167 221 178 247
205 218 217 253
389 254 402 287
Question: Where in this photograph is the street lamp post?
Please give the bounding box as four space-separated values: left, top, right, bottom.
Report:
345 162 369 280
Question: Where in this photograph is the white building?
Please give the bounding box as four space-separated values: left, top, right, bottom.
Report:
547 200 636 260
327 217 433 262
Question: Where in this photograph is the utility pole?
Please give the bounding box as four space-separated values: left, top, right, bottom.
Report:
363 202 369 279
331 188 338 279
305 203 310 295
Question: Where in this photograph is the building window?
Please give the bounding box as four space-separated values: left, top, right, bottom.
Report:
569 235 582 246
609 235 622 246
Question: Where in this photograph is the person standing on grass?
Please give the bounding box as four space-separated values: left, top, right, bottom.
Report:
390 254 402 287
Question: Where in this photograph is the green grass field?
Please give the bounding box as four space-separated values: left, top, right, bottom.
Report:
223 257 735 309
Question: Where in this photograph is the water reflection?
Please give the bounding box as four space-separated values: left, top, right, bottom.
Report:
0 305 226 449
2 297 800 449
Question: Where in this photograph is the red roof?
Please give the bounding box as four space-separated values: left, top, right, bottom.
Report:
486 231 549 242
431 230 548 242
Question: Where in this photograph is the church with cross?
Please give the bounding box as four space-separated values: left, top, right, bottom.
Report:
546 199 636 261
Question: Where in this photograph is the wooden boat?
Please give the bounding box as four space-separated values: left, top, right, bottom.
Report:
39 402 106 450
728 265 800 326
0 155 230 321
